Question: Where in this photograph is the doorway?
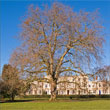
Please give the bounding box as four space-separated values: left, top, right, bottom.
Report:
67 90 69 95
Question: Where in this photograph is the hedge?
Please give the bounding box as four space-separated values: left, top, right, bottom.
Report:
23 95 110 99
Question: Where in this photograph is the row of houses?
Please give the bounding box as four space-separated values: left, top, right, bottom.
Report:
26 75 110 95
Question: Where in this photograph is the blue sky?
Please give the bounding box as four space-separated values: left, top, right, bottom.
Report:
1 0 110 73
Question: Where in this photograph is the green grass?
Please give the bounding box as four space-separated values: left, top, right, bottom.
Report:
1 99 110 110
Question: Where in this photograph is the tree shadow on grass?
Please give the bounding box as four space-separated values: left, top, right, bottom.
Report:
0 99 36 103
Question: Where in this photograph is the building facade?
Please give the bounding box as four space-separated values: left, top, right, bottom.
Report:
26 75 110 95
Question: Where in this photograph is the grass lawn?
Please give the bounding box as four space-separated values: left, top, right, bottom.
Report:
1 99 110 110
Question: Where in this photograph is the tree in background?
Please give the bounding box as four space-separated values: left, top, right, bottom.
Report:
93 66 110 94
10 3 104 101
94 66 110 81
1 64 27 101
0 76 7 100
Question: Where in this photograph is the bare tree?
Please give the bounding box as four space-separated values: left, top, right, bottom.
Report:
94 66 110 81
10 3 104 101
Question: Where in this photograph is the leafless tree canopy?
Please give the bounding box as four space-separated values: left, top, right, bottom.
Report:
10 3 104 100
94 66 110 81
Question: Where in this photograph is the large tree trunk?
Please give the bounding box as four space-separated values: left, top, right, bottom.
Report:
49 80 57 101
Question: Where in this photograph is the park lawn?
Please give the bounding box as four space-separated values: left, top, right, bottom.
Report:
1 99 110 110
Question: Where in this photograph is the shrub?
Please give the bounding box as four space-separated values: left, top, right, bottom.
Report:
23 95 110 99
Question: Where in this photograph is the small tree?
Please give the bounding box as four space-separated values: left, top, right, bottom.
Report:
2 64 23 101
10 3 104 101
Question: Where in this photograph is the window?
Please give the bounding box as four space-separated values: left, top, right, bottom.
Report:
73 84 74 88
67 90 69 95
45 91 47 94
73 78 75 81
89 85 91 87
45 84 47 88
93 90 96 93
99 83 101 87
103 90 105 94
61 91 63 94
39 90 41 94
73 90 74 94
84 90 86 94
29 90 31 94
35 90 37 94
